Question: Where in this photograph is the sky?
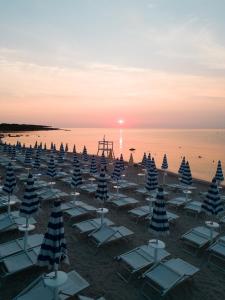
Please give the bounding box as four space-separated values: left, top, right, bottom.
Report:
0 0 225 128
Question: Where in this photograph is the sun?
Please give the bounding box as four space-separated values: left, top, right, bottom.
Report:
118 119 124 125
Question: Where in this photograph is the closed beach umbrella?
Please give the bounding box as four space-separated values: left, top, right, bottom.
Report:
161 154 168 185
202 177 223 216
180 161 192 187
57 150 64 164
11 145 16 160
47 156 56 178
119 153 125 171
151 157 158 176
72 152 78 167
111 158 121 181
20 173 39 250
145 166 158 193
73 144 76 153
100 152 107 170
95 167 109 204
90 155 98 175
215 160 224 183
146 153 152 170
71 159 82 190
33 150 41 169
82 145 89 162
178 156 186 175
3 162 16 214
37 200 68 279
24 148 32 168
65 143 68 152
7 144 12 156
128 153 134 166
141 152 147 167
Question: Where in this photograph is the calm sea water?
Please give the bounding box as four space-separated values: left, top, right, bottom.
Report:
3 128 225 182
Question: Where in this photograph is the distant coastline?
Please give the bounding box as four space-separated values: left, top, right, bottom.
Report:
0 123 59 136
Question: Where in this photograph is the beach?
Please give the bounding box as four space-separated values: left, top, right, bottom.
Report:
0 150 225 300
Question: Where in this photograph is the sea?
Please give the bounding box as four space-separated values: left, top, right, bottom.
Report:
2 128 225 183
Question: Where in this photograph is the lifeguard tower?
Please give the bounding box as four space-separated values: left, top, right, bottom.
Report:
97 136 115 158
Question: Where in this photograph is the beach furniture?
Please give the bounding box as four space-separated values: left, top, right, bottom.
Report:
208 236 225 270
0 211 36 233
73 217 114 235
63 201 96 219
128 205 151 222
116 179 138 189
116 244 170 282
181 226 219 254
0 245 40 277
167 196 191 209
0 194 21 209
0 234 43 259
88 225 134 248
109 197 139 209
141 258 199 298
13 270 90 300
80 183 98 194
37 187 68 201
184 201 203 217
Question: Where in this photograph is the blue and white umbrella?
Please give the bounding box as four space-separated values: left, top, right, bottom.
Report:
99 152 107 170
202 177 223 216
151 157 158 176
141 152 147 167
111 158 121 181
11 145 16 160
145 166 158 193
3 162 16 214
71 159 82 190
20 173 39 250
37 200 68 274
24 148 32 168
161 154 168 185
119 154 125 171
95 167 109 205
47 156 57 178
146 153 152 170
33 150 41 169
82 146 89 162
178 156 186 176
90 155 98 175
73 144 76 153
180 161 192 187
72 152 78 167
215 160 224 183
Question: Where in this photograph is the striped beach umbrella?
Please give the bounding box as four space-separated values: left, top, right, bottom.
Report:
90 155 98 175
111 158 121 181
73 144 76 153
215 160 224 183
141 152 147 167
119 153 125 171
178 156 186 175
20 173 39 250
202 177 223 216
71 159 82 190
146 153 152 170
72 152 78 167
24 148 32 167
151 157 158 176
34 141 38 149
161 154 168 170
3 162 16 214
100 152 107 170
128 153 134 166
47 156 56 178
82 146 89 162
37 200 68 274
44 143 47 151
95 167 109 204
11 145 16 160
33 150 41 169
7 144 12 157
150 186 169 235
180 161 192 186
145 166 158 193
57 151 64 164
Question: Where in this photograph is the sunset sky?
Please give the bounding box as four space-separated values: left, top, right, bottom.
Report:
0 0 225 128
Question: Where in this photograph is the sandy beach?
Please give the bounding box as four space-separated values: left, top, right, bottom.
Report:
0 151 225 300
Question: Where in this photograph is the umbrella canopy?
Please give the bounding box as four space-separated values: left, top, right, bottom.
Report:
24 148 32 167
119 154 125 171
20 173 39 218
151 157 158 176
128 153 134 166
99 152 107 170
65 143 68 152
178 156 186 175
3 162 16 194
90 155 98 175
202 177 223 216
180 161 192 186
215 160 224 182
44 143 47 151
33 150 41 169
37 200 68 270
73 144 76 153
11 145 16 160
161 154 168 170
145 166 158 192
150 187 169 235
111 158 121 181
95 167 109 203
146 153 152 170
82 146 89 162
72 152 78 167
47 156 57 178
71 159 83 189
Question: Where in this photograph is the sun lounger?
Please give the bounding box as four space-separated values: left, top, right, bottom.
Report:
89 225 134 248
167 197 191 209
110 197 139 209
38 188 68 201
80 184 97 194
14 270 90 300
208 236 225 270
128 206 151 222
63 201 96 219
184 201 203 217
116 180 138 189
0 246 40 277
0 214 17 232
116 244 170 281
141 258 199 298
0 195 21 209
0 234 43 259
73 217 114 235
181 226 219 254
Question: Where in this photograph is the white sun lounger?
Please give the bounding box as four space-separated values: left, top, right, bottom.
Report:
0 245 40 277
116 244 170 281
110 197 139 209
13 270 90 300
80 184 97 194
208 236 225 269
142 258 199 298
73 217 114 235
167 197 191 209
38 188 68 201
181 226 219 254
128 206 151 222
0 234 43 259
89 225 134 248
184 201 203 217
0 214 17 232
63 202 96 219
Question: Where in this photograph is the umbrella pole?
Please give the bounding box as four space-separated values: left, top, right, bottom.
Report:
24 217 29 251
7 194 11 215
